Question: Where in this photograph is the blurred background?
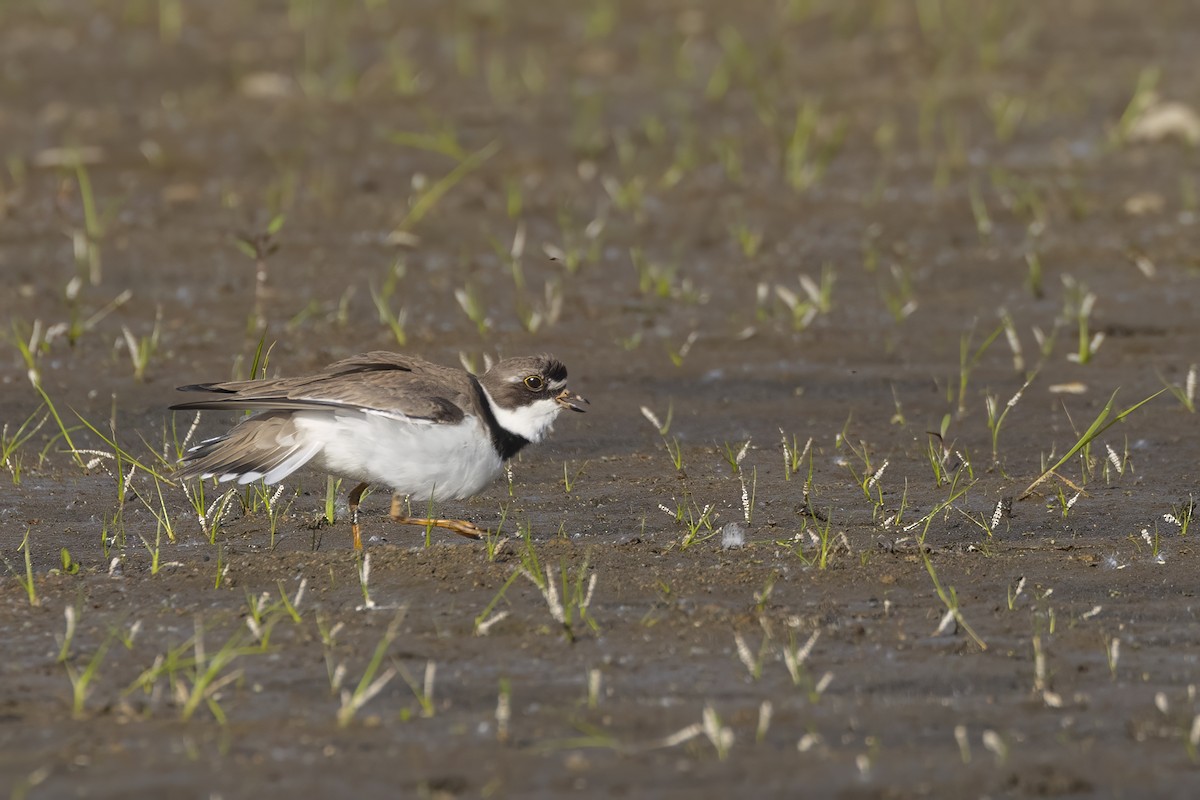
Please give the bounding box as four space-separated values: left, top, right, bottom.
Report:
3 1 1198 419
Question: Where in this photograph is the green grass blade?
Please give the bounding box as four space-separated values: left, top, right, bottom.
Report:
1020 388 1166 499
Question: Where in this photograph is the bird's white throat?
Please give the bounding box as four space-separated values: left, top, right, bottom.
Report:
482 389 561 443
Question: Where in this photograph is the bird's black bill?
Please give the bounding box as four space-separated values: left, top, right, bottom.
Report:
556 389 589 412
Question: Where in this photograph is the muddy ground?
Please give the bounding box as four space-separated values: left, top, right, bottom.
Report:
2 1 1200 797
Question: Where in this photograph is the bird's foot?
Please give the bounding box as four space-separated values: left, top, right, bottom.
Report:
388 513 486 540
387 493 486 540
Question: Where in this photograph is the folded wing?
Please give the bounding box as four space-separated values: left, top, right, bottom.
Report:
172 352 476 484
171 352 472 423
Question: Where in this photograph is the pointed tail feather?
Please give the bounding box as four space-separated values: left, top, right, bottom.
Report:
175 413 320 485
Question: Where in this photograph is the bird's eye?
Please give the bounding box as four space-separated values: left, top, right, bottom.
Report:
523 375 544 391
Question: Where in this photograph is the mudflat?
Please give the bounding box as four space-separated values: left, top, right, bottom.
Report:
2 2 1199 797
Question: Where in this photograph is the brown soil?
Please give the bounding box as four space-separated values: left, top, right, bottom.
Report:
3 1 1200 797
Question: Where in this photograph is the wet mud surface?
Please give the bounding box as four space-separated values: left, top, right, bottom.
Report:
2 1 1200 797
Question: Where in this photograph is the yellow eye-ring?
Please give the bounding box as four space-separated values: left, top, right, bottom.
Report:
523 375 544 391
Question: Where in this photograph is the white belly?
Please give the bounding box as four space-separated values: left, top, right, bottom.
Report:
295 410 504 501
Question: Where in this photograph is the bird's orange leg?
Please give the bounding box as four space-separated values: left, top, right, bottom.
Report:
347 481 370 550
388 493 485 540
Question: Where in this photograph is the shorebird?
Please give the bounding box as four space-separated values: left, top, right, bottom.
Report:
171 351 586 548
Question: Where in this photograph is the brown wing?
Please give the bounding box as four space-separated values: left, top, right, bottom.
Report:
171 352 474 423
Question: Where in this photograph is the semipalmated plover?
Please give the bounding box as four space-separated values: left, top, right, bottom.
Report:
171 351 587 548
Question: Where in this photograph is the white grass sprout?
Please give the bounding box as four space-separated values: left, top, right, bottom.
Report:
1105 443 1123 474
1031 636 1057 706
1132 253 1155 278
796 437 812 467
331 663 347 693
59 606 77 661
2 411 48 475
659 722 704 748
734 632 757 678
783 631 820 684
196 487 236 539
1002 313 1024 372
799 272 826 306
866 459 888 491
582 573 597 613
739 469 755 524
954 725 971 764
1080 291 1096 319
1007 384 1026 409
701 705 734 760
71 448 120 474
495 682 511 742
587 668 602 708
475 610 509 636
519 564 576 630
510 221 526 260
336 611 403 726
356 553 376 611
457 351 478 375
756 701 772 742
338 665 396 725
981 730 1007 764
775 284 818 329
676 331 699 361
542 566 565 625
178 411 202 455
421 661 437 716
22 319 44 387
